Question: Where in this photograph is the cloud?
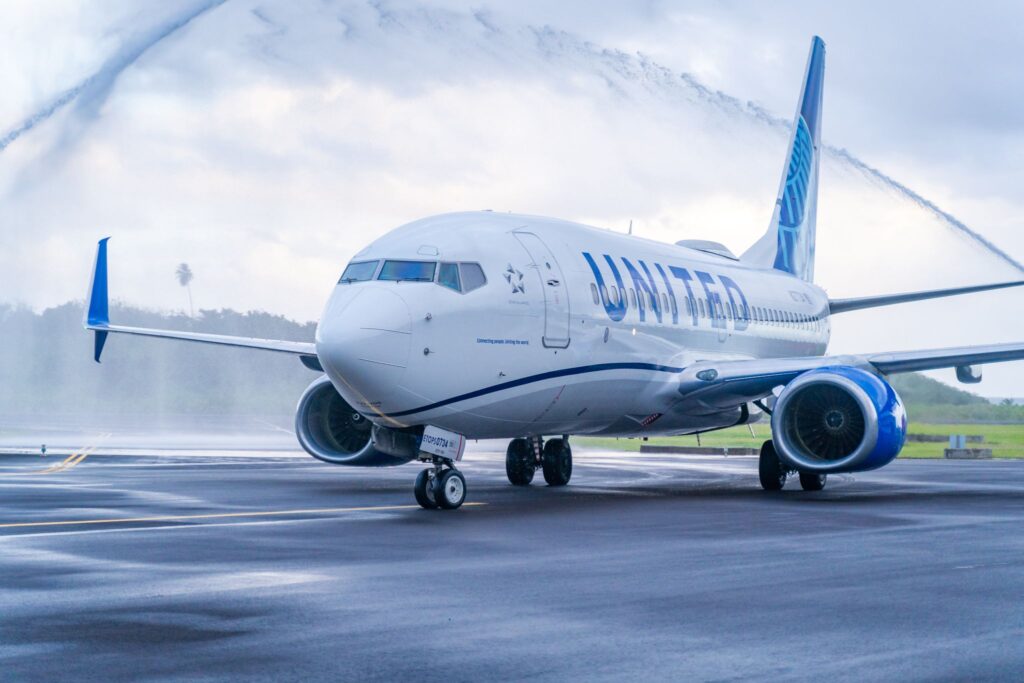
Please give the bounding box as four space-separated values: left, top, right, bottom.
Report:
2 0 1023 395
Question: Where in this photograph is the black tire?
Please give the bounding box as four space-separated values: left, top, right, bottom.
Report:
799 472 827 491
505 438 535 486
759 440 787 491
414 469 438 509
434 469 467 509
542 438 572 486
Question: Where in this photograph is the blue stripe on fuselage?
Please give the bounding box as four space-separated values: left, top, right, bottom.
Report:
382 362 683 418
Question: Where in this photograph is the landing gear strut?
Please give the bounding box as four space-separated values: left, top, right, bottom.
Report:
759 439 828 492
506 436 572 487
414 458 467 510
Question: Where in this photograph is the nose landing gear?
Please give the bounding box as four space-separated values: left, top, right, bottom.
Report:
506 436 572 487
414 459 467 510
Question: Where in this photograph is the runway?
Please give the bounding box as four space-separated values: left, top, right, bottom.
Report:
2 441 1024 681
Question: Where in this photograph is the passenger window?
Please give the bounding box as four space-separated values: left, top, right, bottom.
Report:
600 284 609 305
699 299 706 318
630 289 638 309
611 286 621 306
339 260 379 283
590 283 599 305
459 263 487 292
669 294 678 317
438 262 460 291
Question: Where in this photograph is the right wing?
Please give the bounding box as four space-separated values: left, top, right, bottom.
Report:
84 238 320 369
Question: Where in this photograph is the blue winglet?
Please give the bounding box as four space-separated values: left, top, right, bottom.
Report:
86 237 111 362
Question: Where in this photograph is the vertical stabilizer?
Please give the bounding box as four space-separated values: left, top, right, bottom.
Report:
742 36 825 282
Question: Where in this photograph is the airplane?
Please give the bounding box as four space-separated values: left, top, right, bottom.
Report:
84 36 1024 510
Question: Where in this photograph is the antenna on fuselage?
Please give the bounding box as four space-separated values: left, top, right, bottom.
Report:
628 220 633 235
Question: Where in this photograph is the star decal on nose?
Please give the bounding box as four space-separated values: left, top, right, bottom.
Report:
504 264 525 293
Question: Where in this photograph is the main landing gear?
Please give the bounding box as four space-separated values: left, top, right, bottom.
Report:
505 436 572 487
758 440 827 492
414 459 467 510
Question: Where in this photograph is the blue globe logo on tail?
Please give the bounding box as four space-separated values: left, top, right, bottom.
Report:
773 115 814 277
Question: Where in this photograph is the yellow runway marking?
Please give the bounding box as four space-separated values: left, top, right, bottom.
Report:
0 502 486 530
2 433 111 477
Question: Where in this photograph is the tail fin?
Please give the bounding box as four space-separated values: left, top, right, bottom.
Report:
742 36 825 282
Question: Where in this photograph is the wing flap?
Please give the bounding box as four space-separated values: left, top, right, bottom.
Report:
867 343 1024 374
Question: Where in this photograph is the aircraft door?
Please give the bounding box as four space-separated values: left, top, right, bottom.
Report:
513 232 571 348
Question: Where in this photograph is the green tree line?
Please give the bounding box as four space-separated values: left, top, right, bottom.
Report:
0 302 316 416
2 301 1022 422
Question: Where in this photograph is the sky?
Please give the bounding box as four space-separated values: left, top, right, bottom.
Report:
2 0 1024 395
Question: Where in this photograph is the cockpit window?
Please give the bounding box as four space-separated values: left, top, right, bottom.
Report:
378 260 436 282
339 260 379 283
459 263 487 292
438 263 460 291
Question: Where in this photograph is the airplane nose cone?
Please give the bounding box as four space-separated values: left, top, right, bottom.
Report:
317 287 412 402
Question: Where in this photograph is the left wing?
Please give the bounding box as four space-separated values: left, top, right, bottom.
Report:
84 238 319 368
675 343 1024 412
828 280 1024 314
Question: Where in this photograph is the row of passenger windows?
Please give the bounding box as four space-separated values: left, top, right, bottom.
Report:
588 283 825 329
340 260 487 293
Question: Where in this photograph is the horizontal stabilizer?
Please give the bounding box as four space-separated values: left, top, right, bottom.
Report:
829 280 1024 315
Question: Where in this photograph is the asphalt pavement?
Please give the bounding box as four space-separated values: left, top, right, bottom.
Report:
2 440 1024 681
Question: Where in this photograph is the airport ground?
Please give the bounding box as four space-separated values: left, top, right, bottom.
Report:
2 424 1024 681
581 421 1024 458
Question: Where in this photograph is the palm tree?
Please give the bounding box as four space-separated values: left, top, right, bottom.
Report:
175 263 194 318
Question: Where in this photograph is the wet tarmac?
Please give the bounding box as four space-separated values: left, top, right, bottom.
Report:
2 440 1023 681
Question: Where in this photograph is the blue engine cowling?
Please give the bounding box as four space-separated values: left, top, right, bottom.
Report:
295 376 418 466
771 367 907 473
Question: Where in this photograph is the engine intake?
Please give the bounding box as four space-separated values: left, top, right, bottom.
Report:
295 376 417 466
772 367 906 473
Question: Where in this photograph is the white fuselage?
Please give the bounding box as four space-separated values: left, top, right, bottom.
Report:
316 212 830 439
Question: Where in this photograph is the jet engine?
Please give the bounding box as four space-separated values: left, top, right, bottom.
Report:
771 367 907 473
295 376 418 466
